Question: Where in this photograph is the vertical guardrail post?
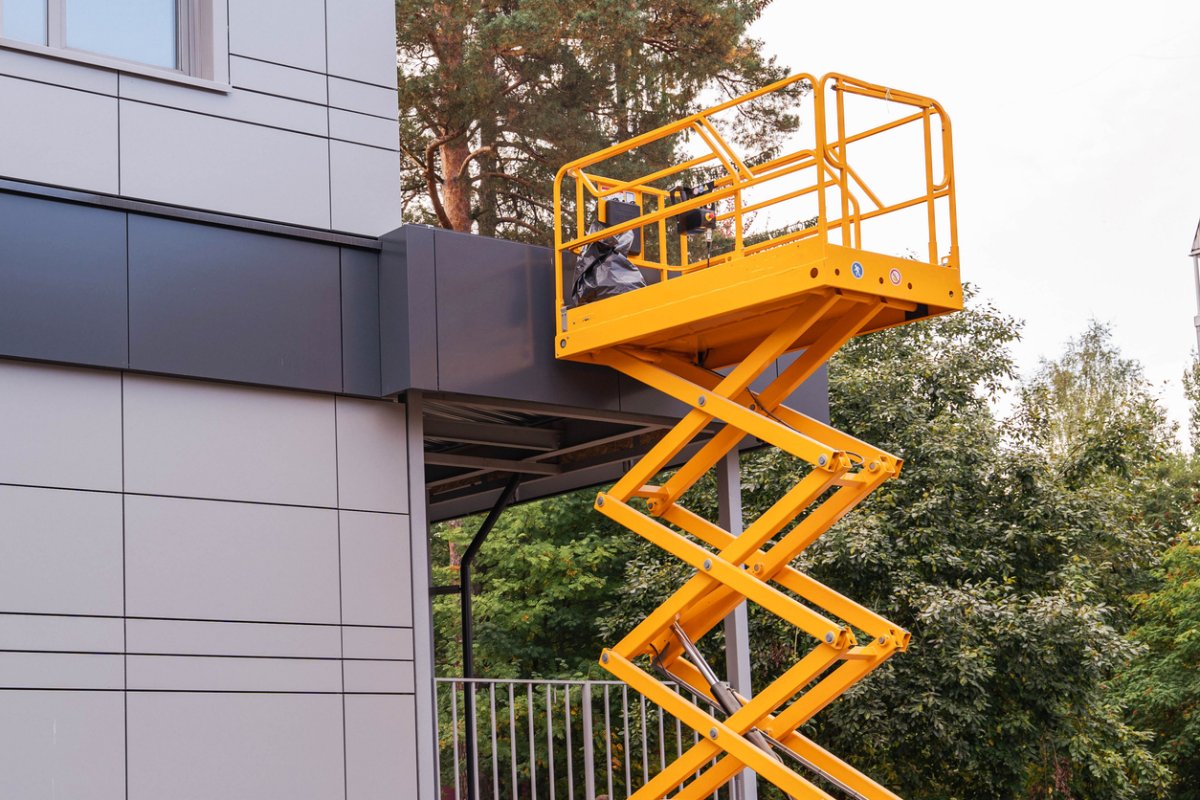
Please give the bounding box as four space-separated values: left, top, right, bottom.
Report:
582 683 596 800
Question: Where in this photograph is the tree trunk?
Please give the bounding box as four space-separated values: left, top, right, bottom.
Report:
440 138 473 231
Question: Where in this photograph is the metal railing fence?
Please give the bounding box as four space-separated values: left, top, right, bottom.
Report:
435 677 731 800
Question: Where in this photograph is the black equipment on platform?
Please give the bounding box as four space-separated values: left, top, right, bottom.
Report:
670 181 717 236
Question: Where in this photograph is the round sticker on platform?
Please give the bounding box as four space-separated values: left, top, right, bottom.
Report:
889 268 902 286
850 261 864 279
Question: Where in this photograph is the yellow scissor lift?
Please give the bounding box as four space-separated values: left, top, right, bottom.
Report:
553 73 961 800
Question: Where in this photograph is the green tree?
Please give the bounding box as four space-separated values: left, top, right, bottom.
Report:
1183 357 1200 452
396 0 798 238
1119 533 1200 798
431 492 636 678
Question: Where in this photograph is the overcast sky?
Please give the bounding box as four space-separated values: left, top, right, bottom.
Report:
750 0 1200 436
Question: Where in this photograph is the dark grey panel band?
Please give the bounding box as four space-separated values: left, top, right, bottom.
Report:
128 215 343 392
0 193 128 368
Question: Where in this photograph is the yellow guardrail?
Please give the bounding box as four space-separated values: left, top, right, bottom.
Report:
553 72 958 311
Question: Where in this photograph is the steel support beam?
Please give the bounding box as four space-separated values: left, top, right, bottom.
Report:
719 449 758 800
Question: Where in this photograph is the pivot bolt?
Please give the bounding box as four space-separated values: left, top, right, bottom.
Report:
703 559 712 571
709 728 719 739
818 455 828 467
752 563 762 573
868 461 879 472
878 636 887 644
601 652 610 664
559 338 567 348
596 496 605 507
698 396 707 407
824 632 835 644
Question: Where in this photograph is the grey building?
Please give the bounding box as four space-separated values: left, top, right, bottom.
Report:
0 3 825 798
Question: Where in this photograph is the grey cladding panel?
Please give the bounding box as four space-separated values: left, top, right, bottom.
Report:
128 215 343 391
345 695 417 800
432 230 620 408
0 193 127 368
0 691 125 800
127 693 346 800
124 495 341 624
380 226 438 394
0 485 124 616
341 248 382 397
122 373 338 506
339 510 412 627
336 397 409 513
0 359 123 492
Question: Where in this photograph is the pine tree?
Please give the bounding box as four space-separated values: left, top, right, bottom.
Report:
396 0 798 240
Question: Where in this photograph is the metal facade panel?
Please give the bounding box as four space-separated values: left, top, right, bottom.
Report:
0 485 124 616
325 0 398 88
0 652 125 690
127 693 346 800
344 695 418 799
341 247 383 397
227 0 328 73
0 691 125 800
126 655 344 692
127 214 343 391
328 76 397 119
342 626 415 661
123 373 338 505
229 55 329 104
432 228 621 409
0 360 123 491
335 397 409 513
124 495 341 624
330 140 403 235
0 75 119 193
0 193 128 367
339 510 413 627
0 614 124 653
379 226 439 394
119 101 332 228
126 619 342 659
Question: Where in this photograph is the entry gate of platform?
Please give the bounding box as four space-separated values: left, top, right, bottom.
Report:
552 73 962 800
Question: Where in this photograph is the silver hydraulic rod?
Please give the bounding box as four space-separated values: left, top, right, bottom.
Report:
663 623 867 800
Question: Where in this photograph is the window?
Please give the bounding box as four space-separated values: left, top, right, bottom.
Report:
0 0 224 82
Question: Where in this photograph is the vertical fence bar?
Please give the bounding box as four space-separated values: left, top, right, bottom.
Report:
434 681 443 800
490 683 501 800
470 684 482 800
622 685 632 795
509 684 518 800
528 684 538 800
451 683 462 800
640 693 650 787
657 701 667 773
582 684 596 800
565 685 575 800
604 684 614 800
546 685 556 800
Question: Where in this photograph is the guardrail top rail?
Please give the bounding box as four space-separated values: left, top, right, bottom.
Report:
552 71 959 339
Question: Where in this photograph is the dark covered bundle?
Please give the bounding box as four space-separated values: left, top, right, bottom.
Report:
569 222 646 307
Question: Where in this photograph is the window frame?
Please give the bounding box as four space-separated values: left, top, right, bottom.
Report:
0 0 229 91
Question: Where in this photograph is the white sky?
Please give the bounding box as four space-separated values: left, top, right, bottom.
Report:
750 0 1200 435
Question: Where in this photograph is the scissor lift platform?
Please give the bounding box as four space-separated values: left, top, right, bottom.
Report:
558 237 961 367
552 73 960 800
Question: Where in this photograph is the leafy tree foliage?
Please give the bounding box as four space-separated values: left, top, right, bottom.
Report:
431 493 636 678
1119 533 1200 797
1183 357 1200 452
396 0 797 238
